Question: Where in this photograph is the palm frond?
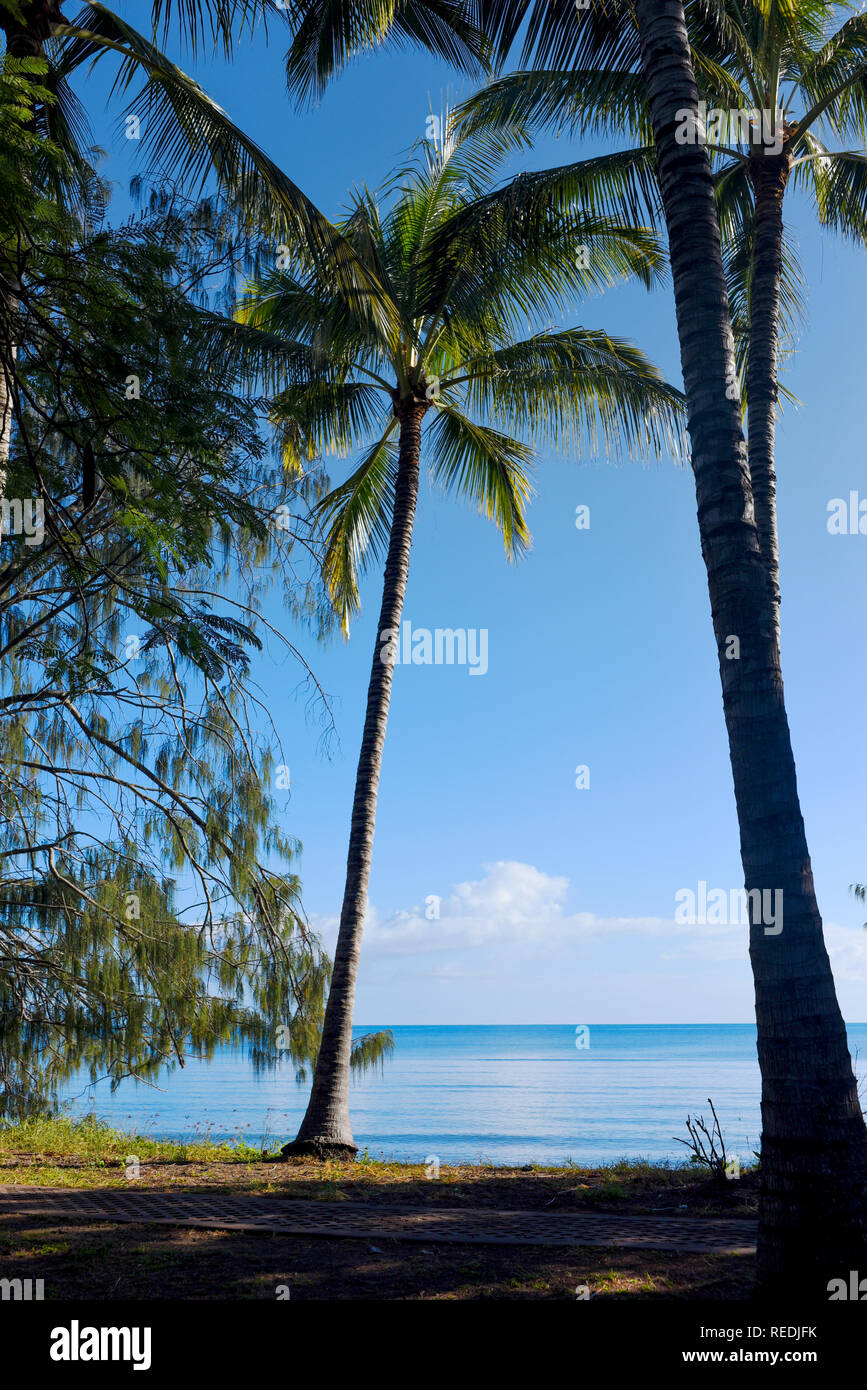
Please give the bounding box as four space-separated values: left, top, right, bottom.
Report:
795 143 867 243
456 67 652 143
314 426 400 626
457 328 686 460
271 379 389 468
427 403 534 558
55 5 351 256
280 0 490 105
147 0 279 58
418 187 666 344
795 9 867 143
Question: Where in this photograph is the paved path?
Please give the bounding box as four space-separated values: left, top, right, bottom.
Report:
0 1185 756 1254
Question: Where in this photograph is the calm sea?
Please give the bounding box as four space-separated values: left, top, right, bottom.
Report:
60 1024 867 1167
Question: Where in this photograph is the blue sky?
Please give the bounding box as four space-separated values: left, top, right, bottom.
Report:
79 7 867 1024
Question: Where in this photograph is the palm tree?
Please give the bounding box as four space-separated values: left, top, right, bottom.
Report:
231 118 684 1157
272 0 867 1287
629 0 867 1294
470 0 867 1296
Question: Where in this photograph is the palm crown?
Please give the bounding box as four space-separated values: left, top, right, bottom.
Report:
459 3 867 357
236 117 685 629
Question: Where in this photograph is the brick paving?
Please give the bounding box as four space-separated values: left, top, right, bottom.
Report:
0 1185 757 1253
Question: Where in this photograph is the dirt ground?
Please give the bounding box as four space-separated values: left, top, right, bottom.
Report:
0 1155 756 1299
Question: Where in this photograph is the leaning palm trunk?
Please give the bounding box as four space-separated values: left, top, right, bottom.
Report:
635 0 867 1294
282 399 425 1158
746 150 792 640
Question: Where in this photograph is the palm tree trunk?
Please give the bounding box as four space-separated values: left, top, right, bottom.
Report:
746 153 792 642
635 0 867 1295
282 399 424 1159
0 2 64 58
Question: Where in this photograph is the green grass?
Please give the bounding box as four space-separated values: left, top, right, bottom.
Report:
0 1113 264 1166
0 1115 758 1209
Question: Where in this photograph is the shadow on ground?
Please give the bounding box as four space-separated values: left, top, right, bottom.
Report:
0 1213 754 1300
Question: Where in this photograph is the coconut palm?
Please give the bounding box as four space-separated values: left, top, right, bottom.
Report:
467 0 867 1295
273 0 867 1287
610 0 867 1294
231 118 684 1156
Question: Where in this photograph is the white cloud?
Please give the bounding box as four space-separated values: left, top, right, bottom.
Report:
310 860 867 978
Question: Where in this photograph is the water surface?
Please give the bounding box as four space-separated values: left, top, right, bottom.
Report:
61 1023 867 1166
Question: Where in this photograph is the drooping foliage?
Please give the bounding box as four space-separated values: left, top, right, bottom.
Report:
0 66 333 1119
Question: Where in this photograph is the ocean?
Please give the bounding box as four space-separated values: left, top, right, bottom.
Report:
60 1023 867 1167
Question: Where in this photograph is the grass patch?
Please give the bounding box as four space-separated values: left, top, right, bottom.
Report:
0 1116 759 1219
0 1113 264 1167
